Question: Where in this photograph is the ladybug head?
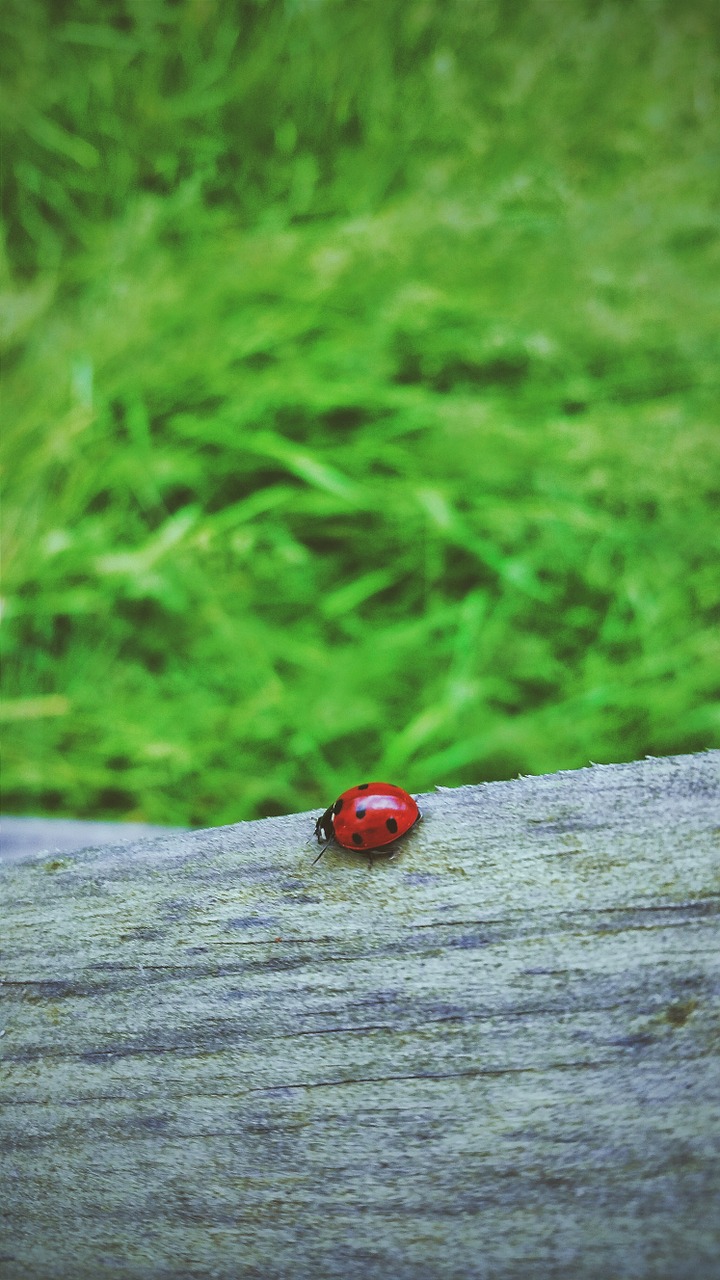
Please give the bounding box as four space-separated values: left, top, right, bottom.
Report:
314 805 335 846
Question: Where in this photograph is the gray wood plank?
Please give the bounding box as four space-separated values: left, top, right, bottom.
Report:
2 752 719 1280
0 817 185 865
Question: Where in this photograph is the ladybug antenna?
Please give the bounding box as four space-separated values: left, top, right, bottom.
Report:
308 839 330 870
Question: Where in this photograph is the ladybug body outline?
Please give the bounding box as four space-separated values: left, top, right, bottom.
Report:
313 782 421 862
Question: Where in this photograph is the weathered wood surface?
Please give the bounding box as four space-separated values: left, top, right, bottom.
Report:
0 817 185 865
2 752 719 1280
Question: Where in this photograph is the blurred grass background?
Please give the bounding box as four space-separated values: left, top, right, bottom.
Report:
1 0 718 827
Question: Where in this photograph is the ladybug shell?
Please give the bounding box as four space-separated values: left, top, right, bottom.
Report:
320 782 420 852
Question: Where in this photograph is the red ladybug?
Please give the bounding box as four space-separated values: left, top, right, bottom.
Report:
313 782 421 862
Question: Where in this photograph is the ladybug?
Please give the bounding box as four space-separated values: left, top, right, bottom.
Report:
313 782 421 862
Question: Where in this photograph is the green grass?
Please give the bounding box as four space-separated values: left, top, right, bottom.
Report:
1 0 719 826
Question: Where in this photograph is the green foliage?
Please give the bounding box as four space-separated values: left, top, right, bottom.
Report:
1 0 719 825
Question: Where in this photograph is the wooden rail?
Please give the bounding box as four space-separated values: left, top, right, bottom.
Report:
2 751 719 1279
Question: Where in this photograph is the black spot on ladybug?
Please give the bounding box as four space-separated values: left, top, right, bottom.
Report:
333 798 344 814
386 817 398 834
355 806 367 819
352 832 363 845
357 783 369 790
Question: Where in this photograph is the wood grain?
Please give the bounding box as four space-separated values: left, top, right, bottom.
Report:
2 752 719 1280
